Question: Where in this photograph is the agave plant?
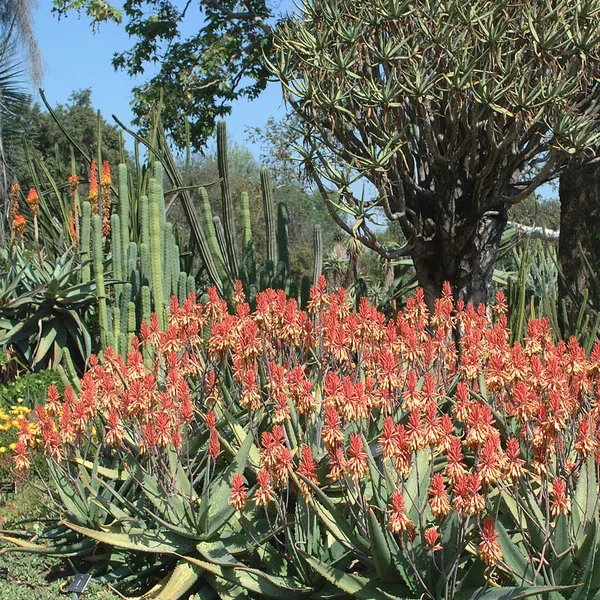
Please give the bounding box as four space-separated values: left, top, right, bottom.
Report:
0 246 96 372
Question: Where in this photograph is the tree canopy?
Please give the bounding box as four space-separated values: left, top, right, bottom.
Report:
12 89 126 189
269 0 600 306
51 0 278 149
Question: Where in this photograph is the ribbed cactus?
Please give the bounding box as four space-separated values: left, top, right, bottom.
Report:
187 275 196 296
77 161 193 361
112 213 123 307
198 187 232 290
140 195 150 248
127 242 139 297
178 272 188 306
92 214 108 350
148 177 166 330
140 242 151 288
217 120 238 279
276 202 290 277
73 122 326 366
240 191 257 288
80 200 92 284
119 163 130 268
313 224 323 286
261 166 277 268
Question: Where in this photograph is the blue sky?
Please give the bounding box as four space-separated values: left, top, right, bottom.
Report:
31 3 287 155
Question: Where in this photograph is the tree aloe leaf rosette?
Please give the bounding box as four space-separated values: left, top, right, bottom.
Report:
6 282 599 599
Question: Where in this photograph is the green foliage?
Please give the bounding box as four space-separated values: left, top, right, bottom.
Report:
0 369 61 410
509 194 560 232
13 89 126 190
51 1 276 149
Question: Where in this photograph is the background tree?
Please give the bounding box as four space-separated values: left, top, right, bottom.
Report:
51 0 279 149
12 89 127 189
270 0 600 308
175 138 337 282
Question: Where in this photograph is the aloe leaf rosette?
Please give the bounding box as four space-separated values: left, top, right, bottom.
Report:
6 282 600 599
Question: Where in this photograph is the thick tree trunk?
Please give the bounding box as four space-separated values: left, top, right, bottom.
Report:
412 211 508 310
558 162 600 325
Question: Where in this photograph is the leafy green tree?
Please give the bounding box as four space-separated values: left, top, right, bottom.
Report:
51 0 278 149
270 0 600 307
13 89 126 189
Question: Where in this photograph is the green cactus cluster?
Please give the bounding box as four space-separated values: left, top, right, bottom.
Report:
78 161 195 362
71 120 322 366
196 120 323 308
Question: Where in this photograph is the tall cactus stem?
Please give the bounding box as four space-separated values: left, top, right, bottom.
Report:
80 200 92 283
121 282 132 336
127 242 138 296
261 166 277 266
240 190 257 286
61 347 81 392
119 163 130 267
140 195 150 248
153 162 166 231
187 275 196 297
118 332 127 361
111 213 123 308
149 177 166 330
140 242 151 287
140 285 153 369
163 222 174 303
217 120 238 278
172 243 180 299
178 272 187 305
213 217 230 282
313 224 323 286
113 307 121 352
277 202 290 274
127 301 136 349
92 214 108 351
198 186 232 293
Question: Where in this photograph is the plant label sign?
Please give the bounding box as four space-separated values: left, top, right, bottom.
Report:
68 573 91 594
0 482 15 494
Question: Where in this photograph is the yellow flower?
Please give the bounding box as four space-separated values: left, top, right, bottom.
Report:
0 447 6 453
0 413 9 421
11 419 20 428
8 443 16 451
16 397 23 404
